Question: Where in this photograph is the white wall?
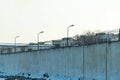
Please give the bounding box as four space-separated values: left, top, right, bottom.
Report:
0 41 120 80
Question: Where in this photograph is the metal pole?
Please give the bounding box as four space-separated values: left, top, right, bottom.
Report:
37 33 39 50
15 36 20 52
67 27 69 47
15 37 16 52
67 24 74 47
37 31 44 50
83 36 85 80
105 42 108 80
119 29 120 41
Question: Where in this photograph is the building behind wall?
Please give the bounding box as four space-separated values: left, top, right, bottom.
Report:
77 33 118 45
0 32 118 54
52 37 75 47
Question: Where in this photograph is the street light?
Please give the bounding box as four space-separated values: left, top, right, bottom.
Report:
15 36 20 52
67 24 74 46
37 31 44 50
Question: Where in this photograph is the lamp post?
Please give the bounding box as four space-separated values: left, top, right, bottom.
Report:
37 31 44 50
15 36 20 52
67 24 74 46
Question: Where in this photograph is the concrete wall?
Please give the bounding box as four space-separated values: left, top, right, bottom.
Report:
0 41 120 80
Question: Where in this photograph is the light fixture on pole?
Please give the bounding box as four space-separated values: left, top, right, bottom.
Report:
37 31 44 50
15 36 20 52
67 24 74 46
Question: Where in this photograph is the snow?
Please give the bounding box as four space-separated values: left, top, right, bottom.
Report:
0 71 82 80
0 78 6 80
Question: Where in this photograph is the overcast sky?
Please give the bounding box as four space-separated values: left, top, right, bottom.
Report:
0 0 120 43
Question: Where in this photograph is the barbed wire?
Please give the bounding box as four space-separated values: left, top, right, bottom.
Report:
97 29 119 34
0 29 120 54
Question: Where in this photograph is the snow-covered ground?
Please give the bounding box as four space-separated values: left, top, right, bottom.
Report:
0 71 82 80
0 78 5 80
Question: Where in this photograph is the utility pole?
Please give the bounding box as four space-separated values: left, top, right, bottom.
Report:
67 24 74 46
37 31 44 50
15 36 20 52
119 29 120 41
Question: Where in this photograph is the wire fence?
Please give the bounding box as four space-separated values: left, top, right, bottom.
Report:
0 29 120 54
75 29 120 45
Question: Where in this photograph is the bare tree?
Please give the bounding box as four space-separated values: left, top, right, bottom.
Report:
83 30 95 36
73 34 80 40
81 31 96 44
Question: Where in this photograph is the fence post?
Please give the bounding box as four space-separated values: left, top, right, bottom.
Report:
118 29 120 41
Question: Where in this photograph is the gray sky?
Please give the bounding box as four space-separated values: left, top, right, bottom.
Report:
0 0 120 43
